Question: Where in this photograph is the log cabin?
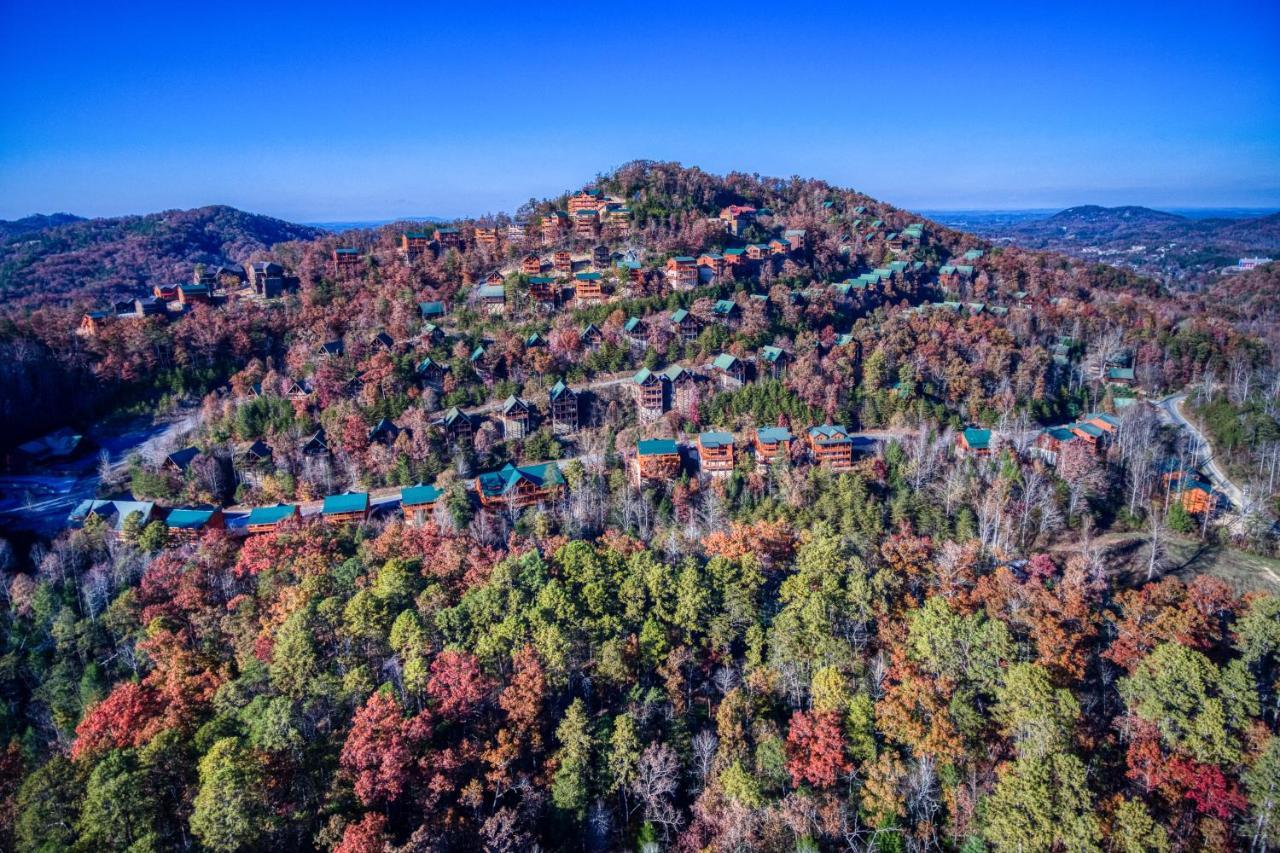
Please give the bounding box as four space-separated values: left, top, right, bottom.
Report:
807 425 855 471
438 407 475 445
759 345 789 379
521 253 543 275
956 427 992 457
574 272 605 302
401 483 442 524
711 353 747 389
553 250 573 274
500 395 534 440
670 308 702 343
548 381 579 434
633 438 682 483
697 431 735 477
164 507 226 540
475 462 566 509
665 256 698 290
245 503 299 534
631 368 667 422
333 248 362 273
401 231 432 259
322 491 370 525
754 426 793 465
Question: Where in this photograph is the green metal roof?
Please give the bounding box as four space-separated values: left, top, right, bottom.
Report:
637 438 679 456
419 301 445 316
246 504 297 525
699 431 734 448
757 426 792 443
476 462 565 498
402 484 442 507
808 425 851 444
323 492 369 515
712 299 738 315
712 353 738 371
549 380 571 400
671 308 690 323
165 508 217 529
760 345 785 362
962 428 991 450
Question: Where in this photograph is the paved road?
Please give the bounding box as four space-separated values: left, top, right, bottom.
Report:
1154 392 1248 512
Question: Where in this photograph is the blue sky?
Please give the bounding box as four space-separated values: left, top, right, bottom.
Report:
1 0 1277 220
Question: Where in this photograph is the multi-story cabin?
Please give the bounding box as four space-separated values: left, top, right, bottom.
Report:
245 504 299 534
165 507 226 540
592 244 611 268
665 256 698 290
164 446 200 473
619 261 645 285
401 231 432 259
1106 366 1136 386
697 431 736 477
711 353 747 389
242 261 282 297
573 209 599 239
719 205 756 236
541 212 568 244
722 247 747 268
319 339 345 358
500 395 534 440
528 275 558 302
759 345 789 379
606 204 630 231
323 491 370 525
401 483 442 524
178 283 213 305
807 425 855 471
553 250 573 274
768 238 790 256
474 224 499 249
574 271 605 302
568 189 604 215
548 381 579 434
478 284 506 315
711 299 740 329
333 248 362 273
633 438 682 484
370 331 395 351
784 229 807 251
665 365 702 415
579 323 604 351
632 368 667 422
956 427 992 457
435 226 463 250
754 426 793 465
302 429 329 455
475 462 566 509
623 316 647 348
438 407 475 445
697 253 725 277
521 253 543 275
746 243 770 261
670 308 703 343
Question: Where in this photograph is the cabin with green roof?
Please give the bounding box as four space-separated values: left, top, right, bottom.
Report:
164 507 226 538
697 430 736 476
475 462 566 508
759 344 789 378
632 368 667 421
711 353 747 388
754 426 793 464
956 428 993 457
548 380 580 433
401 484 442 523
322 492 370 524
245 504 299 534
634 438 682 482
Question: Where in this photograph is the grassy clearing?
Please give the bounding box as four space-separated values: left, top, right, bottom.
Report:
1055 531 1280 594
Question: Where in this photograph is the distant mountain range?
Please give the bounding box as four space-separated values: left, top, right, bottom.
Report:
0 206 322 303
932 205 1280 285
304 216 448 232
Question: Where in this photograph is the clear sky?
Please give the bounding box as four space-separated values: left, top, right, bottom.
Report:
1 0 1277 221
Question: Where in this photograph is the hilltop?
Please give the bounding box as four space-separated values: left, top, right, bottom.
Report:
0 205 321 303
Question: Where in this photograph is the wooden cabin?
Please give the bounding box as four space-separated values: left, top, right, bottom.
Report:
164 507 226 540
670 308 703 343
302 429 329 456
500 396 534 440
606 204 630 231
710 299 741 329
438 407 475 445
153 283 181 301
548 381 579 434
478 284 506 315
698 253 726 277
956 427 992 457
164 446 200 473
416 357 448 389
541 212 568 244
746 244 770 261
633 438 682 483
580 323 604 351
719 205 756 236
807 425 855 471
573 209 599 239
435 227 463 250
759 345 789 379
368 418 403 446
665 256 698 290
592 244 611 268
665 366 702 415
245 504 299 534
178 283 213 305
553 250 573 274
247 261 285 297
78 310 111 336
722 247 746 267
401 231 432 259
521 253 543 275
528 276 558 302
574 272 605 302
474 225 499 249
754 426 793 465
711 353 747 389
697 431 736 477
333 248 362 273
401 483 442 524
623 316 647 348
69 499 159 540
631 368 667 422
475 462 566 509
322 492 370 525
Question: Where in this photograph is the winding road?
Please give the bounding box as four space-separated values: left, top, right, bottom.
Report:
1154 392 1249 513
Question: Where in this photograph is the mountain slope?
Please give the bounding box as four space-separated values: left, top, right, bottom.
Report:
0 213 86 240
0 205 321 303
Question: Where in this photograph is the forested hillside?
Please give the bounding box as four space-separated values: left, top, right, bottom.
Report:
0 205 321 303
0 162 1278 851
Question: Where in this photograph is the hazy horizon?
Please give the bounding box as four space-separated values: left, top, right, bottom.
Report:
2 2 1278 221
